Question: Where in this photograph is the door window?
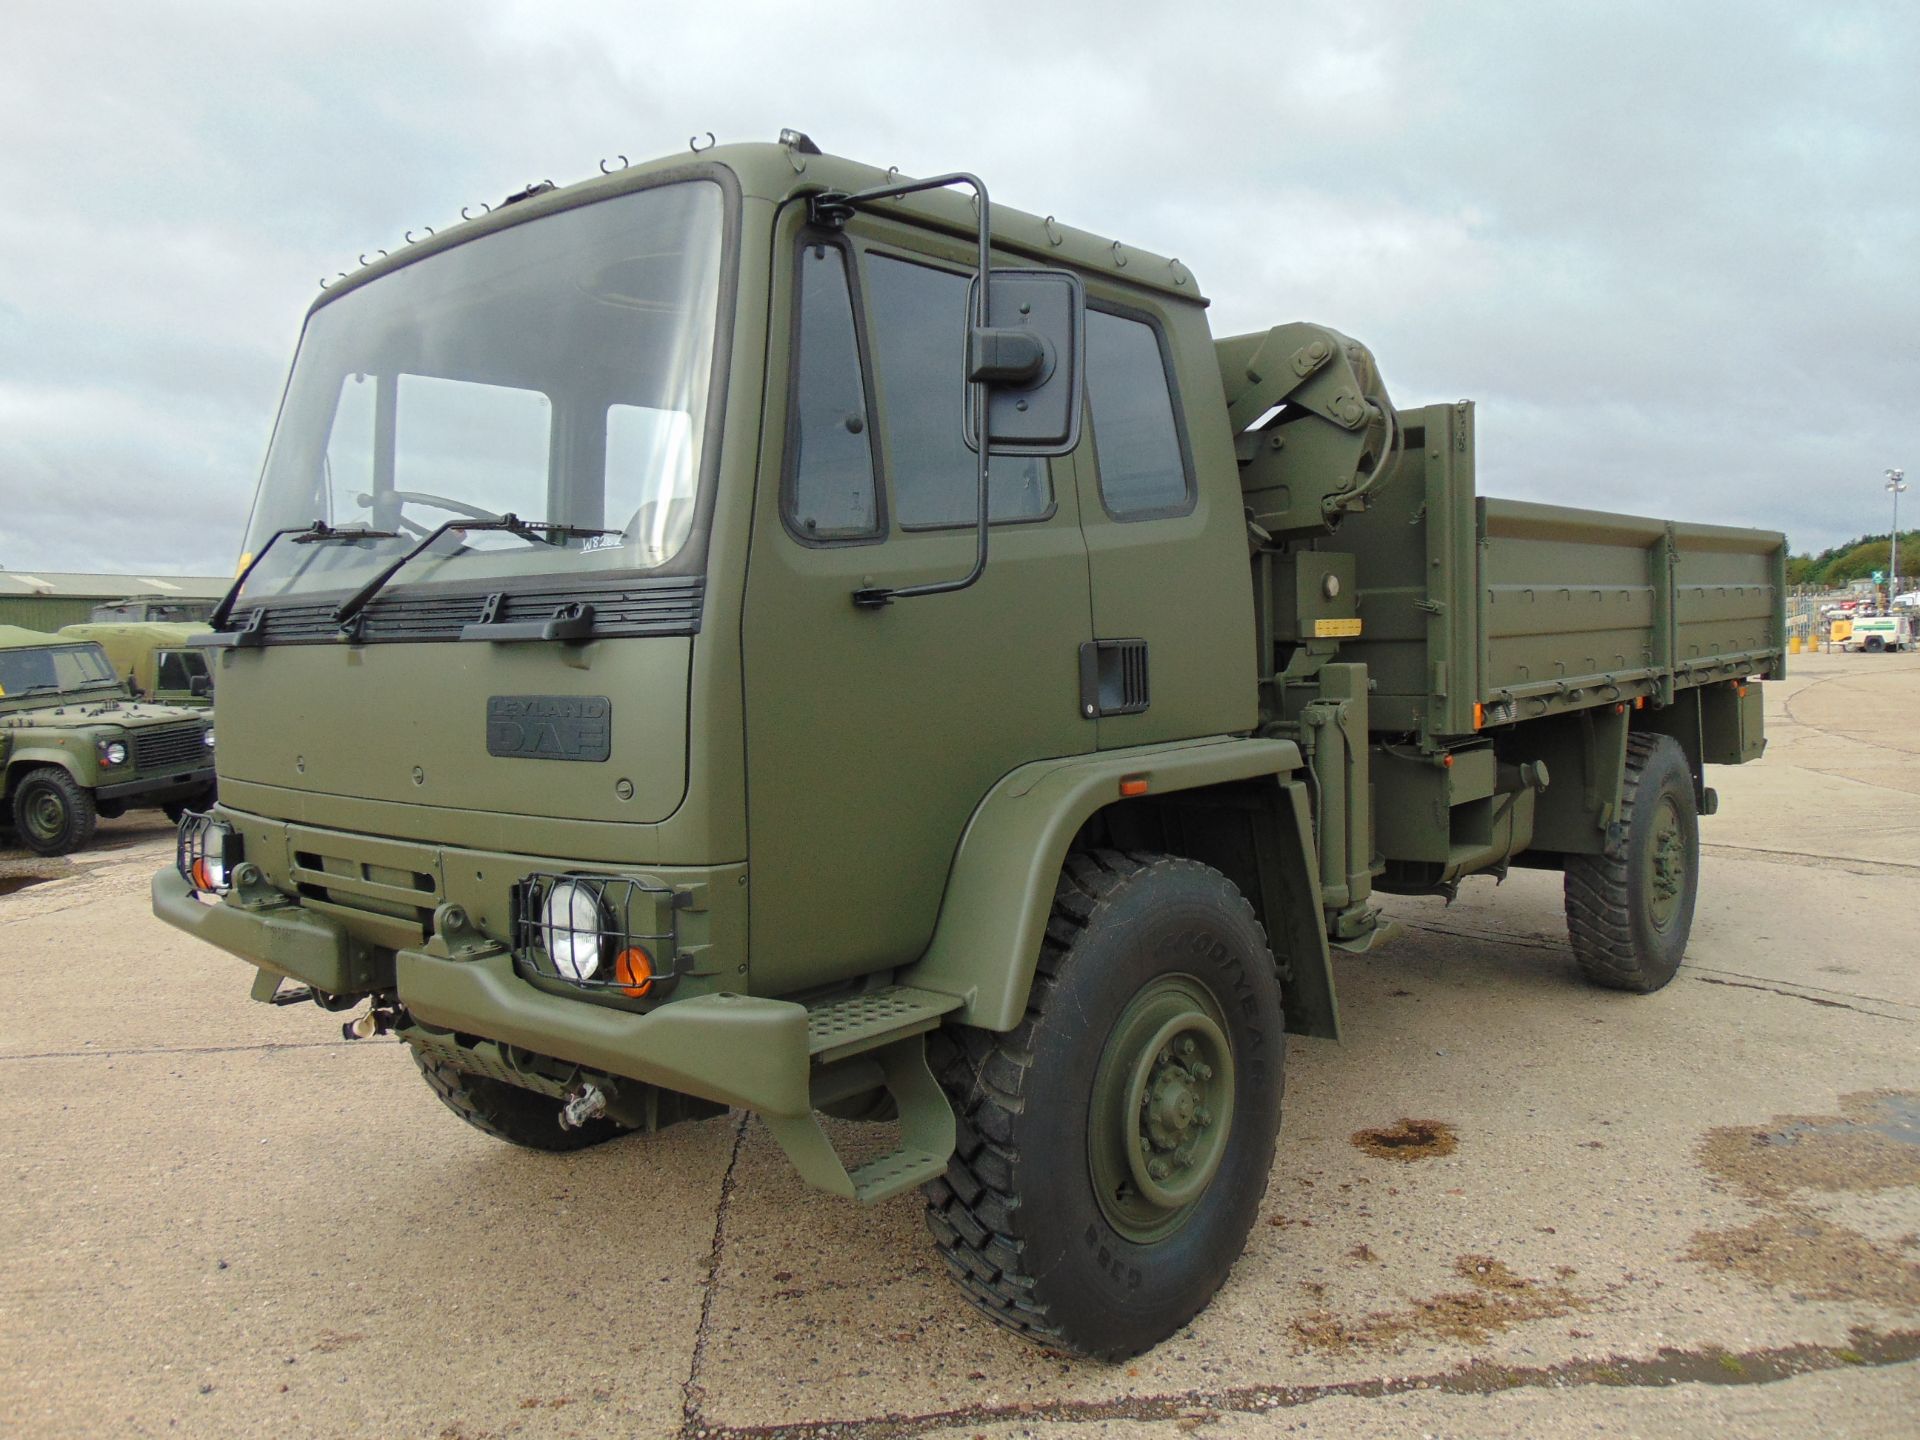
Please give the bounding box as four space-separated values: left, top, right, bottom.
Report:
862 254 1048 528
785 243 880 540
1086 310 1192 519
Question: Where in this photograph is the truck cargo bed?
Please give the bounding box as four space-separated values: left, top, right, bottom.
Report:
1331 402 1786 739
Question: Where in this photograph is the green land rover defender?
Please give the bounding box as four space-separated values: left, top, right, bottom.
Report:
155 135 1783 1358
1 626 216 855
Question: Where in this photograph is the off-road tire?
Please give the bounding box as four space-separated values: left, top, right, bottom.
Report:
1564 733 1699 992
11 767 98 857
921 850 1286 1360
410 1049 629 1152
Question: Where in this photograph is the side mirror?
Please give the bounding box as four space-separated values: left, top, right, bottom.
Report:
964 268 1085 457
189 674 212 697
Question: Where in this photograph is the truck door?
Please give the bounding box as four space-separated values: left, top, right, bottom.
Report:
740 212 1095 996
1072 298 1257 747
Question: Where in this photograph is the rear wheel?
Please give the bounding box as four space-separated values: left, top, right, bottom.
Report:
1564 733 1699 992
921 851 1285 1360
12 768 98 857
410 1049 630 1152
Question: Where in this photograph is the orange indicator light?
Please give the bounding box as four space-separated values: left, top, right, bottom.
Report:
1119 776 1150 798
614 947 654 997
1473 703 1485 730
190 858 213 891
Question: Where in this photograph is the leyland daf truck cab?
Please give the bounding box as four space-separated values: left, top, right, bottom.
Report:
157 134 1783 1358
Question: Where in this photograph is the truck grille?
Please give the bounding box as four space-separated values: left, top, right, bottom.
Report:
132 722 206 773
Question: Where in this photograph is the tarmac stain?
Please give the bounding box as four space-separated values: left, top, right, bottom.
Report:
1291 1254 1586 1353
1685 1091 1920 1310
311 1329 367 1354
1350 1118 1458 1162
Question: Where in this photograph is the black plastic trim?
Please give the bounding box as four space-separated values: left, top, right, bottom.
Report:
224 576 702 646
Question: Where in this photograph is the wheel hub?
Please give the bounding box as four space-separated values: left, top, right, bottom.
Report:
1644 795 1688 928
1089 976 1237 1240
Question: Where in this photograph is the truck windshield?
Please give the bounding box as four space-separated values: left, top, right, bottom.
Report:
237 180 728 603
0 644 120 701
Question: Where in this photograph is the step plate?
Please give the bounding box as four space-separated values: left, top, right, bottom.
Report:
806 985 962 1064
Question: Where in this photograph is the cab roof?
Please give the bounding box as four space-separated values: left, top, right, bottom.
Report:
315 136 1207 311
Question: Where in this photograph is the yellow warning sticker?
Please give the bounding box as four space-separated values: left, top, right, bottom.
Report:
1314 618 1363 638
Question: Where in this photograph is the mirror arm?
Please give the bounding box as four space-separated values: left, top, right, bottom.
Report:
813 175 995 610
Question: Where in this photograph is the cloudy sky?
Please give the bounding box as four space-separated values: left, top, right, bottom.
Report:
1 1 1915 575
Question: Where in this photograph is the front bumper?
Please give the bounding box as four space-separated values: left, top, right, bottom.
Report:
99 766 214 803
151 865 812 1117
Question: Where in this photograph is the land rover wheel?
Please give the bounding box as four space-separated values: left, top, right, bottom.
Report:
1564 733 1699 992
921 850 1285 1360
410 1049 630 1152
11 768 98 857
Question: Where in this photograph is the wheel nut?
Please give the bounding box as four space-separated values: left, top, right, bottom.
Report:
1181 1037 1196 1056
1193 1063 1212 1081
1198 1108 1213 1128
1149 1158 1171 1180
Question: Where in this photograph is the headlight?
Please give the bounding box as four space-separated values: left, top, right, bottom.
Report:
541 880 609 981
203 728 216 749
97 739 128 766
177 814 240 894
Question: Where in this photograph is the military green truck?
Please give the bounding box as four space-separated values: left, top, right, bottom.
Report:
154 135 1783 1359
58 622 215 707
1 626 216 854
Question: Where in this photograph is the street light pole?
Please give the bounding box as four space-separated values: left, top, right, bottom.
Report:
1890 467 1908 605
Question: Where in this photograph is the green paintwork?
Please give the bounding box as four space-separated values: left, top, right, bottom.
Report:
902 737 1305 1030
150 137 1783 1207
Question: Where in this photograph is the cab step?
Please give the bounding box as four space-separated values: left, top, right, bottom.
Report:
759 986 964 1205
806 984 962 1063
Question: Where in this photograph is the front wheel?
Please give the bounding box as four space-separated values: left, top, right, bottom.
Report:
1564 733 1699 992
11 768 98 856
922 851 1285 1360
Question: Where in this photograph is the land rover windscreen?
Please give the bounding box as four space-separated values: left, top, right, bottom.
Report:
211 175 733 829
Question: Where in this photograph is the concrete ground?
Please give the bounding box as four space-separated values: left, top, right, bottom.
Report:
1 648 1916 1439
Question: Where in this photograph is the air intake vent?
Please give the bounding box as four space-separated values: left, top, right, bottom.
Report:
132 722 207 772
1079 639 1150 718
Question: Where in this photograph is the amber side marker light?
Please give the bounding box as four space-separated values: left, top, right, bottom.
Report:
1473 702 1485 730
614 947 654 997
190 858 214 891
1118 776 1150 798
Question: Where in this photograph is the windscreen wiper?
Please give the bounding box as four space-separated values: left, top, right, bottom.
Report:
331 514 619 631
206 521 399 630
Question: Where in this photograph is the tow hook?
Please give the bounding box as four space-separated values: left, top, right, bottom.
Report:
560 1083 608 1131
341 1003 404 1041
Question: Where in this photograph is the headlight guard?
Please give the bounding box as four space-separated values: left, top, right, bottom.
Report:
177 811 242 894
510 872 682 1000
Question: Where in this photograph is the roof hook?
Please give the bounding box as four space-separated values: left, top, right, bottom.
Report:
460 201 492 221
1043 215 1063 247
404 226 435 244
1169 257 1188 286
689 132 716 154
1110 240 1128 268
599 154 629 174
358 250 388 267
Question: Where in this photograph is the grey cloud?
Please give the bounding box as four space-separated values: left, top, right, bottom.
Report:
1 0 1914 573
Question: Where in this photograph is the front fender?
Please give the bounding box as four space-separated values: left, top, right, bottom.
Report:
902 736 1302 1031
3 746 88 790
